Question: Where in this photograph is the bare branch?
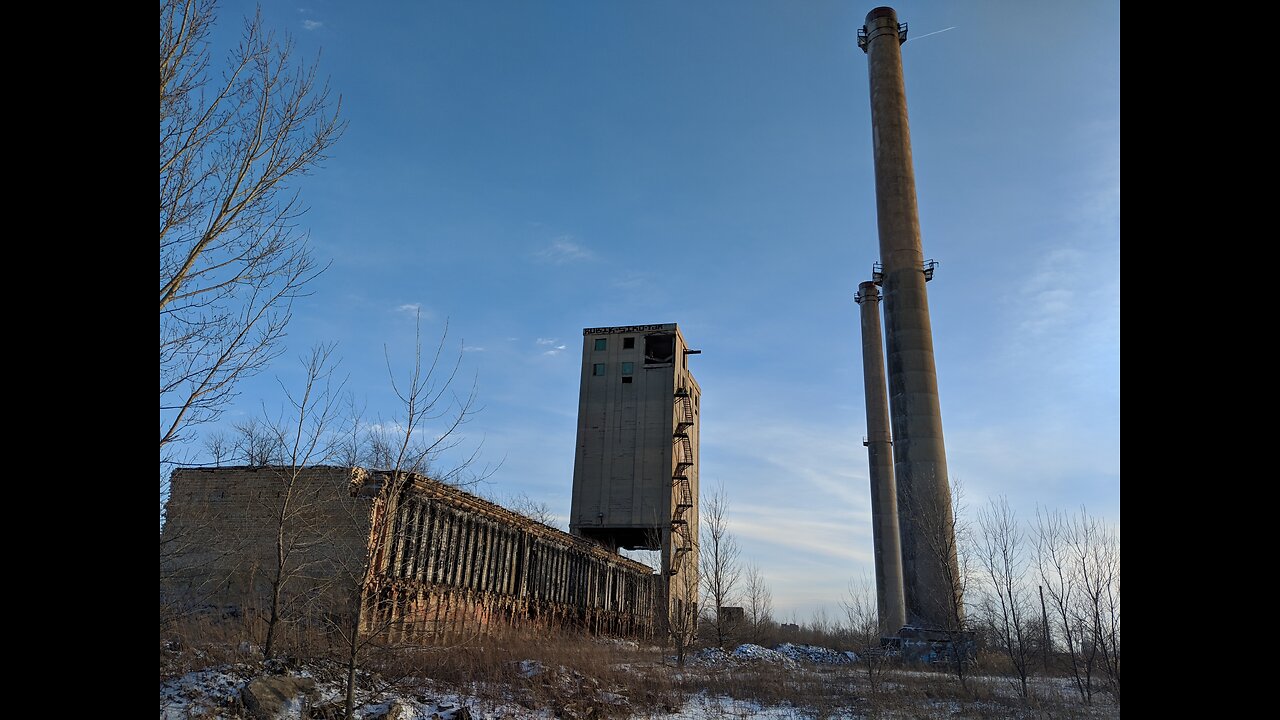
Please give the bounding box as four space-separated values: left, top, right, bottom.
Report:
744 563 774 646
976 496 1034 699
160 0 345 457
700 482 742 649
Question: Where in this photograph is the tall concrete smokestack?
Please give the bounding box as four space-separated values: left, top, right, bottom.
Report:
856 280 907 635
859 6 961 629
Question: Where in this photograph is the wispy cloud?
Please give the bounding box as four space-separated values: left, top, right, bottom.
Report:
612 272 648 291
463 346 485 353
696 407 880 612
536 235 593 264
393 303 440 324
1015 247 1082 337
536 337 568 356
302 19 323 31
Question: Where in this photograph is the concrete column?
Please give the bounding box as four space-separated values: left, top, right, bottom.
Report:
426 504 439 582
857 281 907 635
464 519 478 590
503 529 515 594
447 513 462 587
478 522 491 592
404 501 422 579
518 532 530 600
862 6 960 629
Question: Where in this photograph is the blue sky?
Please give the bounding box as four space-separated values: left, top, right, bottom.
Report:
190 0 1120 618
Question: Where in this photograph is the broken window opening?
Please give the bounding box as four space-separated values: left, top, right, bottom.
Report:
644 333 675 365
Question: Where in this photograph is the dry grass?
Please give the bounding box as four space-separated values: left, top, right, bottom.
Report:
366 633 684 718
162 618 1119 719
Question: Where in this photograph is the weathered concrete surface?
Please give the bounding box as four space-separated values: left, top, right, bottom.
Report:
159 465 371 619
856 281 907 635
862 6 961 629
161 466 660 640
569 323 701 624
366 469 660 639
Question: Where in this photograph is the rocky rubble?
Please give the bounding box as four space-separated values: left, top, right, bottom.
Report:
772 642 858 665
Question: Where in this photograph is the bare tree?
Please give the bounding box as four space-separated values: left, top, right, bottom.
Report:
1085 526 1120 705
252 343 348 659
160 0 344 460
808 606 836 642
505 492 561 530
700 483 742 648
333 314 485 719
664 525 700 668
919 476 973 688
1035 506 1120 705
203 430 233 466
1039 507 1121 704
743 563 774 646
976 496 1033 699
842 576 889 694
1035 508 1083 699
231 417 285 466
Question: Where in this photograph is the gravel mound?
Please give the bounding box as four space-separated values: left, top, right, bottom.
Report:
731 644 800 669
773 643 859 665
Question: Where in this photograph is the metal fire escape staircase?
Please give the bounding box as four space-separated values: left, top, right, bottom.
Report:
669 387 695 575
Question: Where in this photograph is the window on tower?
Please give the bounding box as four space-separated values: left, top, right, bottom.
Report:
594 338 607 351
593 363 606 376
644 333 674 365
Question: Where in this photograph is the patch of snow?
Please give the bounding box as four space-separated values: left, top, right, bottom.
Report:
645 690 812 719
160 665 252 720
518 659 546 678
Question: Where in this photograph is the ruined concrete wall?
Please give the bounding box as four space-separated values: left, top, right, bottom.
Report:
160 466 372 620
160 466 660 640
363 471 660 640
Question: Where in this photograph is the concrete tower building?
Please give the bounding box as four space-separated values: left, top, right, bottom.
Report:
569 323 701 619
859 6 962 630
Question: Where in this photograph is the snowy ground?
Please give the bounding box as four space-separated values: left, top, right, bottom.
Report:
160 640 1118 719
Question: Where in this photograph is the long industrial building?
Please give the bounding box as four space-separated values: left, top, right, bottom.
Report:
160 466 661 640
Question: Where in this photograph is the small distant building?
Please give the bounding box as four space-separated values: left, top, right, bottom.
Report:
718 606 745 624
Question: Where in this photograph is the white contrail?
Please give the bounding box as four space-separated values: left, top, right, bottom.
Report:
907 26 957 42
